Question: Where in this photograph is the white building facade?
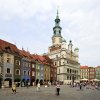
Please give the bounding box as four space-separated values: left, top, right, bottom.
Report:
48 11 80 84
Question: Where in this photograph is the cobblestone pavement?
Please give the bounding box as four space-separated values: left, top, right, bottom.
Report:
0 85 100 100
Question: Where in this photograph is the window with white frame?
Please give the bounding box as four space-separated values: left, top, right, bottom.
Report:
32 71 35 76
15 69 20 75
16 60 20 65
32 64 35 68
7 68 10 73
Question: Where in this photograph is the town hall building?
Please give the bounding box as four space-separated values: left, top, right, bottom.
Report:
47 10 80 84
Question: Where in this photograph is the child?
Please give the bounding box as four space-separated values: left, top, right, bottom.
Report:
12 83 16 94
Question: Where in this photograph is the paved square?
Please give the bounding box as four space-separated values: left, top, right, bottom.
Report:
0 85 100 100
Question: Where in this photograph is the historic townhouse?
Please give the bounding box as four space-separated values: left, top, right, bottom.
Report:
80 66 89 79
0 49 3 88
43 62 50 82
80 66 96 81
14 51 22 85
34 54 44 85
0 39 19 87
95 66 100 80
30 54 36 85
88 67 95 80
19 50 31 86
47 11 80 84
43 55 57 83
37 55 45 84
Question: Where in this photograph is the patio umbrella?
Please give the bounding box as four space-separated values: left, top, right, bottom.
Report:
92 78 99 81
80 78 88 81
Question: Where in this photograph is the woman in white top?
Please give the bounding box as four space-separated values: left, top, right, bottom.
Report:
37 83 40 91
56 83 60 95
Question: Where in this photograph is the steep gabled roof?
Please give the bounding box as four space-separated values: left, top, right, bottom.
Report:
0 39 19 55
18 49 32 60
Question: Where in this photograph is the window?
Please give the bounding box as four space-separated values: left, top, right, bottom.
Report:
37 72 39 76
32 71 35 76
7 68 10 73
55 62 57 66
54 30 56 34
28 71 30 75
70 69 71 73
70 76 71 80
7 58 11 63
28 63 30 67
32 64 35 68
16 69 20 75
23 71 26 75
67 69 69 73
59 30 61 34
16 60 20 65
67 76 69 80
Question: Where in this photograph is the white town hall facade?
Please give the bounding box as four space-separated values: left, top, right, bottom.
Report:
47 11 80 84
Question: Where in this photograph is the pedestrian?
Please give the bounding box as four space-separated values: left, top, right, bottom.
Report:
37 82 40 91
56 83 60 95
79 83 82 90
12 83 16 94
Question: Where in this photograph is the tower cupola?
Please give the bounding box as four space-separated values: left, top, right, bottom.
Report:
52 9 62 46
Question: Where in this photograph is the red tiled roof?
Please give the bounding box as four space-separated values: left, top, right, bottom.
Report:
0 39 19 54
80 66 88 69
95 66 100 68
18 49 32 60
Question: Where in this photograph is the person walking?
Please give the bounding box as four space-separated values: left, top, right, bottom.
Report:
56 83 60 95
12 83 16 94
79 83 82 90
37 82 40 91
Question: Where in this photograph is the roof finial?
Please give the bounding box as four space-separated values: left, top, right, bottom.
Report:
56 6 59 19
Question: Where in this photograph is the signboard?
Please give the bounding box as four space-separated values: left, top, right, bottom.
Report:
5 74 12 77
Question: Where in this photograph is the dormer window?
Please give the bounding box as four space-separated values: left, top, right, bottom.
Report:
5 46 10 50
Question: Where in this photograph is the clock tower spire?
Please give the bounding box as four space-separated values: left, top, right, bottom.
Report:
52 9 62 46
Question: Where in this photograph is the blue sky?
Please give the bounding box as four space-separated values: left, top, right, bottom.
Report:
0 0 100 66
